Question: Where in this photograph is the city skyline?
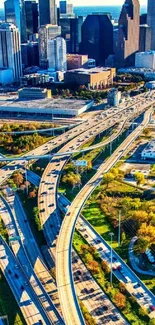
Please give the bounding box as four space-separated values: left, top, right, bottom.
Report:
0 0 147 8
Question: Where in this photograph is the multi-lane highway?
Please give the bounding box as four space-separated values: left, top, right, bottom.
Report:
0 194 64 324
56 107 153 325
0 236 50 325
38 92 155 252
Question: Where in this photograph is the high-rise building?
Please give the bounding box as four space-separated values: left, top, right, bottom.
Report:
115 0 140 68
80 14 113 65
139 25 151 52
4 0 27 43
47 37 67 71
38 24 61 68
59 0 73 16
38 0 57 26
147 0 155 50
70 16 84 53
21 41 39 67
0 23 22 81
25 1 38 39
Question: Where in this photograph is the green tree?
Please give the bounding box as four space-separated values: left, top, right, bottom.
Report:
149 319 155 325
134 172 145 186
102 172 115 188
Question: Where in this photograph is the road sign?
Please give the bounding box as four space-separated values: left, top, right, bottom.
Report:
73 160 87 167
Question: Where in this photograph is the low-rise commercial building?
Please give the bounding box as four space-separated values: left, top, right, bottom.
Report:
64 67 116 89
0 98 93 118
135 51 155 69
21 74 50 86
146 81 155 89
67 54 88 70
141 139 155 159
107 88 121 107
18 88 52 99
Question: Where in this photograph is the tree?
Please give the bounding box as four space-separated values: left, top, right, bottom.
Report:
114 292 126 310
138 307 148 317
29 189 36 199
134 172 145 186
13 172 23 187
102 172 115 188
121 231 126 244
134 237 148 254
101 260 110 274
87 260 100 274
149 319 155 325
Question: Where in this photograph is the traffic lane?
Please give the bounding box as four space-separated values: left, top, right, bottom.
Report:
0 240 47 325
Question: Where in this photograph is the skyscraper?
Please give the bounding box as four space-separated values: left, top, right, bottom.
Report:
47 37 67 70
4 0 27 43
147 0 155 50
139 25 151 52
80 14 113 65
38 0 57 26
25 1 38 39
0 23 22 81
70 16 84 53
38 24 61 68
59 0 73 16
115 0 140 67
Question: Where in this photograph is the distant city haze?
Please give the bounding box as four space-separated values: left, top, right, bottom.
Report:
0 0 147 8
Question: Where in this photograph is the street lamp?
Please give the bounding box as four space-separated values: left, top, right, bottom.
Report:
109 232 114 287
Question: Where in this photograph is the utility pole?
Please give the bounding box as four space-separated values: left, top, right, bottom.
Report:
109 232 114 287
118 210 121 246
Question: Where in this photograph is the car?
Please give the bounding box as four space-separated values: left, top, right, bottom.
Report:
15 265 19 269
40 208 45 213
89 288 95 293
77 270 81 275
150 305 155 311
50 224 53 228
125 276 131 283
49 203 54 207
133 282 140 289
14 273 19 279
96 239 101 244
24 219 27 223
21 285 24 290
84 234 88 239
8 269 12 274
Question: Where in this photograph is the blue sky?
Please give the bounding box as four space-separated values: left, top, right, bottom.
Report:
0 0 147 8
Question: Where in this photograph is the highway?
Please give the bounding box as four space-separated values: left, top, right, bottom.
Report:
56 107 153 325
21 170 129 325
0 194 64 324
0 91 149 181
0 236 50 325
38 92 155 251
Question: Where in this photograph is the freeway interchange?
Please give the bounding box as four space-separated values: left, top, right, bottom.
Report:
0 91 155 325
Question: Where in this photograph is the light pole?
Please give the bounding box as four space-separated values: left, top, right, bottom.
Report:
24 162 28 196
109 232 114 287
118 210 121 246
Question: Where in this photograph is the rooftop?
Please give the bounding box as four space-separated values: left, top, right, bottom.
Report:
66 67 113 75
142 139 155 154
0 98 90 111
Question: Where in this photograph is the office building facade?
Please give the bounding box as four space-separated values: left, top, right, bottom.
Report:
48 37 67 71
38 0 57 26
38 24 61 68
115 0 140 68
25 1 38 39
4 0 27 42
80 14 113 65
135 50 155 69
0 23 22 81
70 16 84 53
139 25 151 52
59 0 73 16
67 54 88 70
147 0 155 50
